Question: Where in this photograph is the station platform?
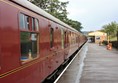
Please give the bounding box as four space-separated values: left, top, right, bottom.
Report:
57 43 118 83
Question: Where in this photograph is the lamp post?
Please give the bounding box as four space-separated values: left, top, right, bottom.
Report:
107 32 110 44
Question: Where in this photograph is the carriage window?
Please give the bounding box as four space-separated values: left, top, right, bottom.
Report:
61 29 64 49
19 13 30 30
20 32 30 60
32 18 35 31
32 18 39 31
35 19 39 31
19 13 39 62
19 13 25 29
20 32 38 60
25 15 30 30
30 33 38 58
50 28 54 48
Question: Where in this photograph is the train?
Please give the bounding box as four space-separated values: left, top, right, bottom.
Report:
0 0 87 83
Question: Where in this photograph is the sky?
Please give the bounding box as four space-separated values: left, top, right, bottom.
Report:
59 0 118 31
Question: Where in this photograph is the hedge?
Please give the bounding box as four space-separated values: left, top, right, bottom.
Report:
103 41 118 49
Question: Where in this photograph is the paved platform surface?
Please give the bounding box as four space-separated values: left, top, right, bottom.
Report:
80 43 118 83
57 43 118 83
57 43 88 83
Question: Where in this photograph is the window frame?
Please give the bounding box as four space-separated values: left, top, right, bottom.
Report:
19 13 39 63
61 29 64 49
50 27 54 48
19 13 31 31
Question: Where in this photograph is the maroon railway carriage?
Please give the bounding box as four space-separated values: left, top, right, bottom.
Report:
0 0 87 83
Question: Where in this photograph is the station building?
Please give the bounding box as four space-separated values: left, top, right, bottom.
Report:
88 31 107 43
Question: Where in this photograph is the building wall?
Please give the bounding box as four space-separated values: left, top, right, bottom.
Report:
88 31 107 43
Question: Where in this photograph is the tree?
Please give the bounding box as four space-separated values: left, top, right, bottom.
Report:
29 0 83 31
30 0 49 10
65 19 83 31
114 22 118 43
30 0 68 20
102 21 118 42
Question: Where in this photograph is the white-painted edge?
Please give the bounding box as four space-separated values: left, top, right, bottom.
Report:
75 45 88 83
54 42 88 83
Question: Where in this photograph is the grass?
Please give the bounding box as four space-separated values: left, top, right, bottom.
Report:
110 37 117 41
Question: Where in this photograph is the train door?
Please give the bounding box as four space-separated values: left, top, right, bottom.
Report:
47 21 56 74
64 31 66 48
64 30 69 60
77 34 80 48
64 30 68 48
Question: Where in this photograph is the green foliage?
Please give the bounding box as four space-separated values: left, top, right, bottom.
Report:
110 37 117 41
65 19 83 31
102 21 118 41
29 0 83 31
30 0 49 9
30 0 68 21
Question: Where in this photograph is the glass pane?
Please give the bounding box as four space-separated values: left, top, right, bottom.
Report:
35 19 39 31
19 13 25 29
32 18 35 31
61 29 64 49
31 33 38 58
20 32 38 61
25 15 30 30
20 32 30 60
